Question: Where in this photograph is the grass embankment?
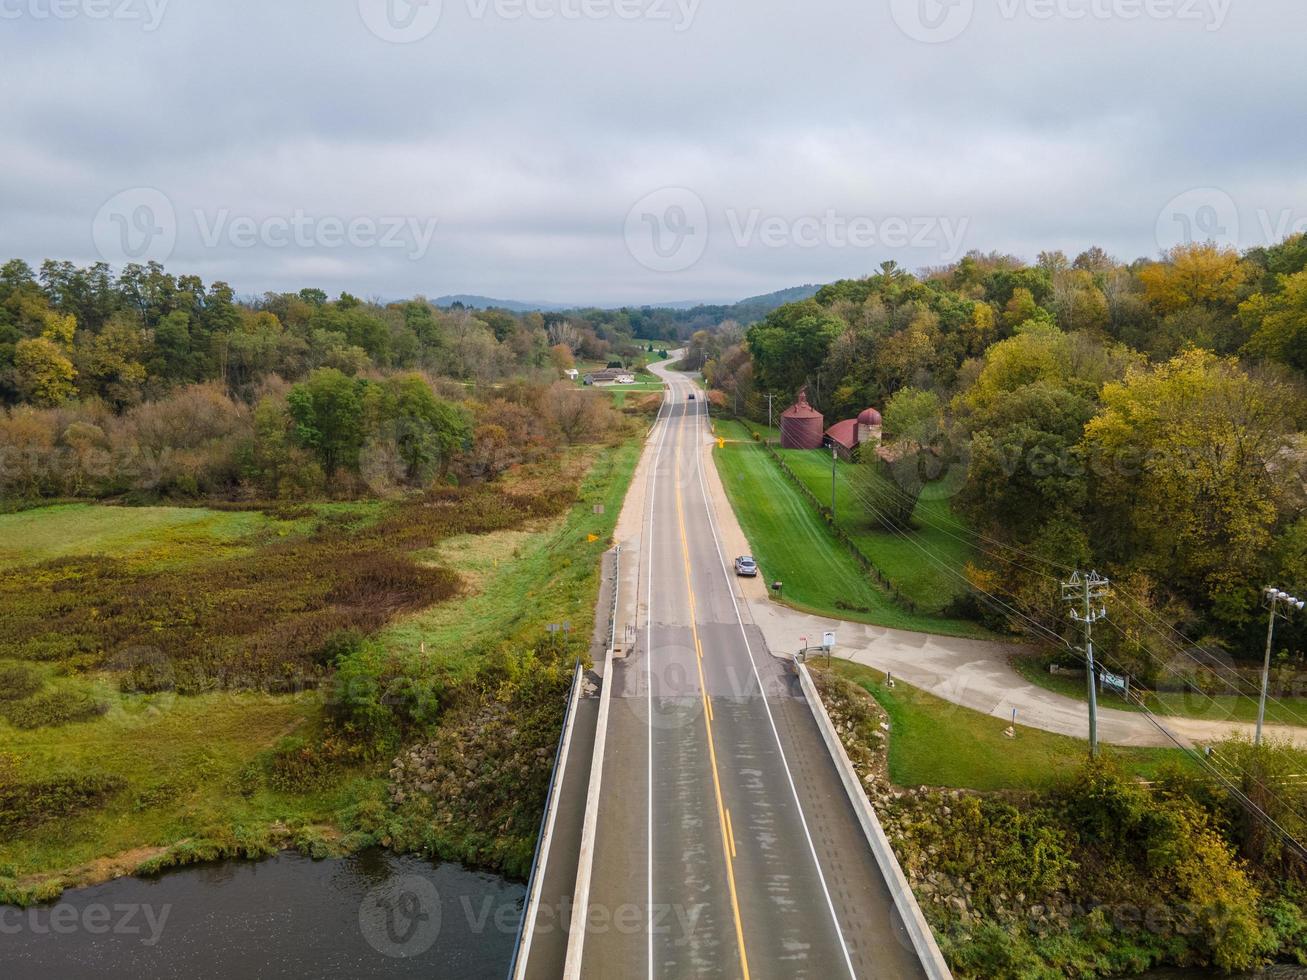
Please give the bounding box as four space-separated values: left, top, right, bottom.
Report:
1011 655 1307 729
0 437 645 901
780 449 973 612
826 659 1191 791
383 438 643 679
712 420 984 637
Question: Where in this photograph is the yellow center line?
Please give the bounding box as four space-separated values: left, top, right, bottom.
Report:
726 808 738 860
674 437 751 980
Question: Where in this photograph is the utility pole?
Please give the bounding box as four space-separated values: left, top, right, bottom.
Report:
766 393 775 445
1063 571 1110 758
1258 587 1304 746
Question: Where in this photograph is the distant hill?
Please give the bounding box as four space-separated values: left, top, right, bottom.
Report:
434 295 574 313
727 284 822 322
434 284 821 320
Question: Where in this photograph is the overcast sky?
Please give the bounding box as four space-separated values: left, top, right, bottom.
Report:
2 0 1305 305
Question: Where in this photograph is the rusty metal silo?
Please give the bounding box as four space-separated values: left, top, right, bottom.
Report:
780 388 824 449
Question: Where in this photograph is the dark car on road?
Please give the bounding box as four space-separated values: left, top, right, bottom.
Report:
734 556 758 577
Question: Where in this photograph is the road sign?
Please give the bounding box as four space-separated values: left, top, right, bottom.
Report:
1099 670 1130 697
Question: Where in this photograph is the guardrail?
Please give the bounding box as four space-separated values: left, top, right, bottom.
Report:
508 656 586 980
797 660 953 980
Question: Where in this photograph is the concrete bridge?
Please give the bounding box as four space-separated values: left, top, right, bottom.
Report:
510 361 949 980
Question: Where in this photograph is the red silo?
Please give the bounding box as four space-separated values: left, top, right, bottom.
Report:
780 388 824 449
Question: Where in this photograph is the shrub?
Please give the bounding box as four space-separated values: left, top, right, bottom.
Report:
0 662 42 702
0 689 109 729
0 774 125 838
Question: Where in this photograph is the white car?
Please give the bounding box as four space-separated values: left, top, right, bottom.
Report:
734 556 758 577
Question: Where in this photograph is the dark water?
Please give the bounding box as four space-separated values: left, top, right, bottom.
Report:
0 850 525 980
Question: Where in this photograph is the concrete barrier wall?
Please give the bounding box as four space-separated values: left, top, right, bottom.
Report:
798 662 953 980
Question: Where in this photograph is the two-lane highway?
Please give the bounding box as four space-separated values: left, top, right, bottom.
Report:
575 363 928 978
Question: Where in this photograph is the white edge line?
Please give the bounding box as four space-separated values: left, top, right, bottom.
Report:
691 396 860 980
514 659 585 979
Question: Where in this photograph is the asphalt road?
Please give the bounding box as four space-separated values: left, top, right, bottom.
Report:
577 366 927 979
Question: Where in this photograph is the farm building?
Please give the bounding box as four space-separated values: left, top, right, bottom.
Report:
584 369 636 386
825 406 884 459
780 388 824 449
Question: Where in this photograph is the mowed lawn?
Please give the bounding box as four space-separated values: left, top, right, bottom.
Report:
778 449 974 613
827 659 1193 792
712 421 981 637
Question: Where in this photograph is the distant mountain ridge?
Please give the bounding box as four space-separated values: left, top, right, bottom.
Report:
433 283 822 321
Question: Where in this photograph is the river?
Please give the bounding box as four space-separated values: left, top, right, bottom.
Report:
1 850 525 979
4 853 1302 979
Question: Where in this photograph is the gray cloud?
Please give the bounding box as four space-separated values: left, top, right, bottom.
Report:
1 0 1304 304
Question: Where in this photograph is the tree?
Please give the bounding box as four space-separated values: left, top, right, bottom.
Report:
373 374 471 484
1240 269 1307 372
874 387 945 525
287 368 369 476
14 337 77 406
1082 350 1296 624
746 301 842 404
1138 243 1251 315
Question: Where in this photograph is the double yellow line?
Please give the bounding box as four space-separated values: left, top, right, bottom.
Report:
673 437 751 979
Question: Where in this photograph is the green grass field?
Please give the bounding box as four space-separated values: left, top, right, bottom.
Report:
712 421 983 637
0 504 272 570
826 659 1193 791
765 445 974 613
1011 655 1307 729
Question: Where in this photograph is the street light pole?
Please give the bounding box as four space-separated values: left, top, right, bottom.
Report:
1258 587 1305 746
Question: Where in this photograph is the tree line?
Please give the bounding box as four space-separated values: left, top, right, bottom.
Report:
704 238 1307 666
0 259 642 500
